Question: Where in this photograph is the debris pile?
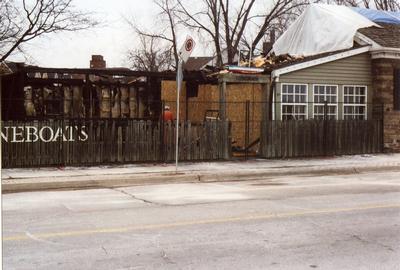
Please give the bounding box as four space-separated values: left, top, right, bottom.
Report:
209 53 306 76
246 53 305 68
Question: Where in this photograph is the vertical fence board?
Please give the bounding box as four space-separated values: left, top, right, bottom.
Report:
260 120 383 159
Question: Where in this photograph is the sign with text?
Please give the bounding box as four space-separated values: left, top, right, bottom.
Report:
1 125 88 143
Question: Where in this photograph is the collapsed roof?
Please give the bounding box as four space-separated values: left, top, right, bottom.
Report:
272 4 400 57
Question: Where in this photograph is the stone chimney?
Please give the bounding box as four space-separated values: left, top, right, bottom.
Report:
90 55 106 69
262 30 276 56
270 30 275 44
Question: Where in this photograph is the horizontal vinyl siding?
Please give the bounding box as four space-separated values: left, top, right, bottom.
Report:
274 53 374 120
280 53 372 85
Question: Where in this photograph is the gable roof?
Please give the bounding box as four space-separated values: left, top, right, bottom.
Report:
358 23 400 48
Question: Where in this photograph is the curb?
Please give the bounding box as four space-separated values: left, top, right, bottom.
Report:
2 164 400 193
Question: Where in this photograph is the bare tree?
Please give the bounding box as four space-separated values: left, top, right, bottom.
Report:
249 1 309 54
0 0 20 55
127 35 173 72
326 0 400 10
128 0 180 69
373 0 400 10
0 0 97 62
219 0 257 66
175 0 310 66
176 0 253 66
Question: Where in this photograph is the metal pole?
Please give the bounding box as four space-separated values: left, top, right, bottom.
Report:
175 60 183 173
0 75 2 168
0 74 3 259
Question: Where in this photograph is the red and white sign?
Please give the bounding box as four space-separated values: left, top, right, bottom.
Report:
179 36 196 62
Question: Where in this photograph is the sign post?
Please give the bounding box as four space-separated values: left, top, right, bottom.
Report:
175 36 195 173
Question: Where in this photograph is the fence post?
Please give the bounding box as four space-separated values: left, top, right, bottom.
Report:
380 103 385 152
160 100 165 161
245 100 250 160
323 101 328 156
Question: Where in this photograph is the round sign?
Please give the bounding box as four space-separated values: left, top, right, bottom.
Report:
185 39 194 52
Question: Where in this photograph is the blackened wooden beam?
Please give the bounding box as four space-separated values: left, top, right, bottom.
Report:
21 66 215 82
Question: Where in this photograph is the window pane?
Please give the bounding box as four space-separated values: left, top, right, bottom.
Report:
343 86 367 119
282 84 307 120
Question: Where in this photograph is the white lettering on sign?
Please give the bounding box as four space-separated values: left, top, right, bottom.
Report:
1 127 9 141
12 127 25 142
39 126 54 142
0 126 89 143
26 126 39 142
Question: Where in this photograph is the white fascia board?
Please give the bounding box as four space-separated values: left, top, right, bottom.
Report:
371 48 400 59
271 46 371 79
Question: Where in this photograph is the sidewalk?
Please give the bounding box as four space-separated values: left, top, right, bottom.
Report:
2 154 400 193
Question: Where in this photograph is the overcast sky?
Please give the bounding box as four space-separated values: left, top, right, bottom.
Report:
6 0 277 68
8 0 185 68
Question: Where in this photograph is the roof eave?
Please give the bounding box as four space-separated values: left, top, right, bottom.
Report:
354 32 381 49
370 48 400 59
271 46 371 80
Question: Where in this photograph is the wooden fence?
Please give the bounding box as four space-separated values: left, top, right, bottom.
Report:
260 120 383 158
1 119 231 168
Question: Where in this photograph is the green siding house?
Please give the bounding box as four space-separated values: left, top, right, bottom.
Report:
268 22 400 152
270 47 374 121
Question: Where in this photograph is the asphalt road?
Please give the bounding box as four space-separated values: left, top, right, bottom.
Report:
3 171 400 270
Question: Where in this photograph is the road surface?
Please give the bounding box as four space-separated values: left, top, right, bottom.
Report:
3 171 400 269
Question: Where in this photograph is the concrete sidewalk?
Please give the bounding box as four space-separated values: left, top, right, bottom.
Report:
2 154 400 193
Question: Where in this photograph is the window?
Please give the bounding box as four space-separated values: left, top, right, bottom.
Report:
343 86 367 120
281 84 307 120
313 85 338 120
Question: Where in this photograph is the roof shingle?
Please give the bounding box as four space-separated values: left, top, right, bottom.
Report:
358 23 400 48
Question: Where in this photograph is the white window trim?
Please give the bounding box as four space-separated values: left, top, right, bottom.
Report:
342 85 368 120
312 84 339 120
280 83 308 120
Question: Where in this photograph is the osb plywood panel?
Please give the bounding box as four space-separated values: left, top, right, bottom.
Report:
188 84 219 122
225 84 263 147
161 81 265 147
162 80 187 121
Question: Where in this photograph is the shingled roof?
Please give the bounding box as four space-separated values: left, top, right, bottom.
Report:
358 23 400 48
183 57 213 71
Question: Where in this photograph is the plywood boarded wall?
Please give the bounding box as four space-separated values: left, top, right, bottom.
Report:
161 80 265 148
161 80 187 121
225 84 263 148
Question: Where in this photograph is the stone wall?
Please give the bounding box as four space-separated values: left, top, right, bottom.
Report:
372 58 400 152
